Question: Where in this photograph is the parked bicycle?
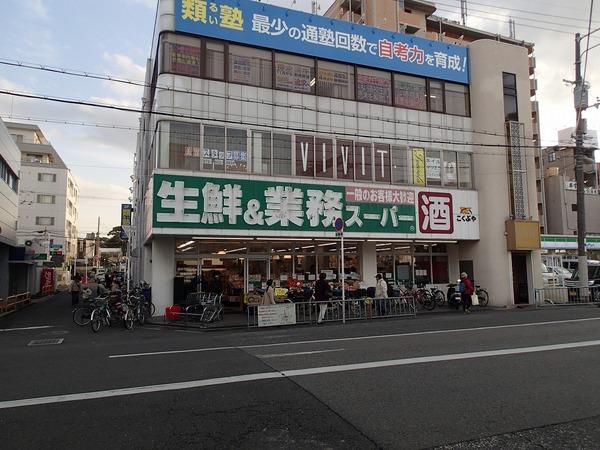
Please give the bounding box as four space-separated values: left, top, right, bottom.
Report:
476 285 490 307
402 283 435 310
90 297 134 332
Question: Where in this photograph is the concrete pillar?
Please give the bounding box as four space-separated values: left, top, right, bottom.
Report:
151 236 175 316
360 241 377 287
143 244 153 285
447 244 460 283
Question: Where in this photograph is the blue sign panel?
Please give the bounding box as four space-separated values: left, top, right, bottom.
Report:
174 0 470 84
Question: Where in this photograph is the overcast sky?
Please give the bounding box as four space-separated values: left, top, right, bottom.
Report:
0 0 598 236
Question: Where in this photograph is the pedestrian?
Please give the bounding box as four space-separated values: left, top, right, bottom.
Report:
70 275 81 307
314 272 332 324
460 272 474 314
261 279 275 305
375 273 388 316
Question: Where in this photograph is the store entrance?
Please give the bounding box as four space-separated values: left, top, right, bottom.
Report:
511 252 529 304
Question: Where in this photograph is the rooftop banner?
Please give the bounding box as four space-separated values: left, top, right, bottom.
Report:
174 0 470 84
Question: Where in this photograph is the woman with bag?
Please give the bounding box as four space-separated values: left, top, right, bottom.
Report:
460 272 474 314
261 279 276 305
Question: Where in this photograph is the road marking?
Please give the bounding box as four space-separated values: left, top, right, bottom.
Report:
27 338 63 346
0 326 54 332
109 317 600 359
258 349 345 358
4 339 600 410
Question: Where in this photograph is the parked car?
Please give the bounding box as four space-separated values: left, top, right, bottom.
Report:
542 263 559 287
551 266 572 286
565 261 600 301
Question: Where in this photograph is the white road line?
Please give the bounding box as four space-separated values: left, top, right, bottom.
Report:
109 317 600 359
0 326 54 332
258 349 345 358
4 339 600 410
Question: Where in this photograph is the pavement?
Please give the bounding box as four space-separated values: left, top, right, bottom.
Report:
3 291 600 448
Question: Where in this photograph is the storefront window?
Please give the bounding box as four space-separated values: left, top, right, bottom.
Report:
226 128 248 172
428 80 444 112
426 149 441 186
228 45 272 88
442 150 458 187
161 34 202 77
252 131 271 175
445 83 470 116
414 255 431 285
274 53 315 94
203 126 225 171
395 246 412 286
169 121 202 170
206 41 225 80
377 249 394 281
357 68 392 105
394 74 427 110
391 146 412 184
432 255 449 284
317 60 355 100
458 152 473 189
273 133 292 175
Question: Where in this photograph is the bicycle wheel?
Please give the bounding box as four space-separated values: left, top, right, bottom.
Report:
477 289 490 307
124 311 134 330
434 290 445 307
73 307 92 326
419 290 435 311
136 306 146 325
90 310 102 333
146 301 155 317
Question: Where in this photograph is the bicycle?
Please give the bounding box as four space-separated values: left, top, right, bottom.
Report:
475 285 490 307
402 284 435 311
90 297 134 332
429 286 446 307
73 296 106 326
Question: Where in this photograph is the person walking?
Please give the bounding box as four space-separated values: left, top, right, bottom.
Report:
70 275 81 307
460 272 474 314
375 273 388 316
261 279 275 305
315 272 332 324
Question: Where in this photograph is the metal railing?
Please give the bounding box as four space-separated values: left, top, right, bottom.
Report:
165 292 224 323
247 296 416 328
535 286 600 306
0 292 31 313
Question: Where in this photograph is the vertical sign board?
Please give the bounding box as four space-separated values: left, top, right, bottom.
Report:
315 138 334 178
336 140 354 180
121 204 132 227
412 148 426 186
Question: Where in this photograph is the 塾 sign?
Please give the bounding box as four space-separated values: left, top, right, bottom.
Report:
175 0 470 84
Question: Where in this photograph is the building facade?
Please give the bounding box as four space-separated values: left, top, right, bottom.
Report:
132 0 542 314
0 119 21 298
5 123 79 267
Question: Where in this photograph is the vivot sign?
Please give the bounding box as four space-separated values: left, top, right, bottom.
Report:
174 0 470 84
151 173 479 240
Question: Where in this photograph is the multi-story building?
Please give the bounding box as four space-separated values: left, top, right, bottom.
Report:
132 0 542 314
5 122 79 267
77 233 97 264
0 119 21 298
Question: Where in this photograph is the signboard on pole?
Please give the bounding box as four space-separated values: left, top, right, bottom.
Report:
121 204 132 227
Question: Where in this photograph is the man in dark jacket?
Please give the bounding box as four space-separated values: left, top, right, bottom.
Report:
314 273 331 324
460 272 474 314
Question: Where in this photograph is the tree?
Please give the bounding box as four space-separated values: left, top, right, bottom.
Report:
101 226 127 255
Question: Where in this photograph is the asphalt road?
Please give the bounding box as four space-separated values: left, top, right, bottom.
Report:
3 292 600 449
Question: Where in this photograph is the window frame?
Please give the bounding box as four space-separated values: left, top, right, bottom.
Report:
393 73 428 111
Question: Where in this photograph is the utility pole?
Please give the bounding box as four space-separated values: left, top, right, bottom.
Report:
95 216 100 269
574 32 590 298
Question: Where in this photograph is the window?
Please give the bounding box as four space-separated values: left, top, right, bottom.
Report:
445 83 470 116
274 53 315 94
38 173 56 182
391 146 412 184
252 131 271 175
548 152 556 163
394 74 426 110
426 149 441 186
11 134 23 143
206 41 225 80
37 194 55 204
428 80 444 112
442 151 458 187
226 128 248 172
169 122 202 170
203 126 226 171
228 45 272 88
36 217 54 226
317 61 354 100
0 156 18 192
503 72 518 121
356 68 392 105
571 204 577 212
161 34 202 77
458 152 473 189
272 133 292 175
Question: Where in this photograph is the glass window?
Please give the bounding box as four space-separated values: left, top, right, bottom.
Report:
169 122 202 170
394 74 427 110
272 133 292 175
428 80 444 112
203 126 226 171
36 217 54 226
442 150 458 187
317 61 354 100
426 149 441 186
356 68 392 105
206 41 225 80
414 255 431 285
503 72 518 121
228 45 272 88
38 173 56 182
432 255 449 284
274 53 315 94
458 152 473 189
226 129 248 172
391 146 412 184
445 83 470 116
161 34 202 77
37 194 55 204
252 131 271 175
